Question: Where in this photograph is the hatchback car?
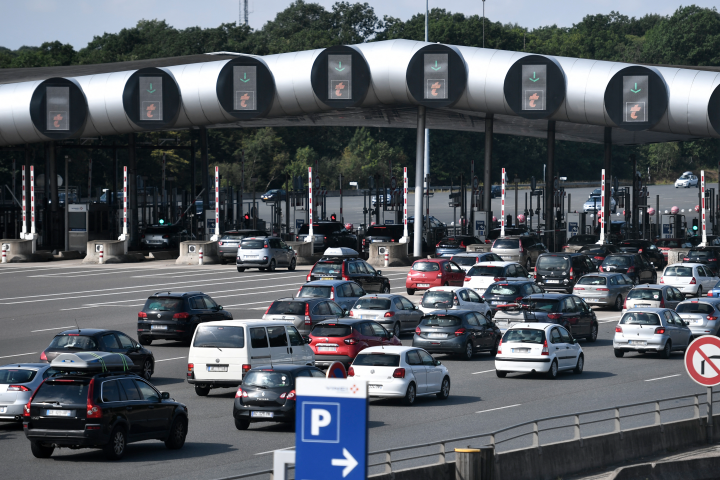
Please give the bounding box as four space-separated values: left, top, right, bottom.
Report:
260 189 287 202
482 281 544 313
616 240 665 269
41 329 155 380
217 229 267 263
307 249 390 293
418 286 492 318
675 298 720 337
449 252 503 272
709 280 720 298
406 258 465 295
262 297 348 336
464 261 532 293
308 319 402 368
572 273 634 310
413 310 501 360
661 263 720 297
137 291 232 345
435 235 484 257
563 234 601 253
495 323 584 379
0 364 55 423
348 346 451 406
535 253 597 293
236 237 297 272
350 294 423 338
297 280 366 311
684 247 720 275
613 308 692 358
296 221 358 253
600 253 656 284
675 172 699 188
491 236 548 270
583 194 617 214
623 284 685 312
578 244 619 267
140 225 189 249
233 364 324 430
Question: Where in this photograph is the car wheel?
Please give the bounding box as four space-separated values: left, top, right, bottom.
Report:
139 336 152 346
461 341 474 360
491 338 500 356
614 349 625 358
235 417 250 430
194 385 210 396
30 441 54 458
383 284 391 294
288 258 296 271
436 377 450 400
407 288 416 295
697 286 703 298
393 323 401 338
587 324 598 343
237 267 245 273
660 340 672 359
165 416 188 449
546 360 558 379
268 259 276 272
142 359 153 380
614 295 623 311
496 370 507 378
402 383 416 406
574 354 584 374
103 426 127 460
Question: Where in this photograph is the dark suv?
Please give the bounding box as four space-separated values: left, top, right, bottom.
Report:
684 247 720 274
137 291 233 345
535 253 597 293
296 221 358 253
307 254 390 293
600 253 657 284
616 240 665 269
24 353 188 460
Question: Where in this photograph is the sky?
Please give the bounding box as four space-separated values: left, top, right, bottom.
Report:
1 0 717 51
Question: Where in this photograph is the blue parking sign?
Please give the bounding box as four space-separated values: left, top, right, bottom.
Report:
476 220 485 236
296 378 368 480
569 222 578 234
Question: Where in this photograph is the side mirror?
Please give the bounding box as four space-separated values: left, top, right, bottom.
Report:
305 337 312 344
376 270 382 276
218 305 224 310
573 339 578 344
161 392 170 400
342 308 349 317
434 360 442 366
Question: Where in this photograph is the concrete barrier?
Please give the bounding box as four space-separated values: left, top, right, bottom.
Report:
287 241 317 266
612 455 720 480
83 240 143 264
370 462 455 480
176 241 221 265
0 239 52 262
466 244 492 253
367 242 411 267
667 248 690 265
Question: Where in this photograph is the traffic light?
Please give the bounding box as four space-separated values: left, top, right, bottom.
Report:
159 219 165 225
692 218 699 232
244 213 250 221
331 213 337 221
362 207 368 215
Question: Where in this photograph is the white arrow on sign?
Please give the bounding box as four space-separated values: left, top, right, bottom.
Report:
331 448 358 477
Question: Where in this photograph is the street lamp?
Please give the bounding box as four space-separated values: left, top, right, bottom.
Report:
482 0 486 48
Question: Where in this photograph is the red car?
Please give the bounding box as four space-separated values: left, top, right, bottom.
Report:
405 258 465 295
308 319 401 368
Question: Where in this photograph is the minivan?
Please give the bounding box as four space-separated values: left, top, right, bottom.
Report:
535 253 597 293
187 320 314 396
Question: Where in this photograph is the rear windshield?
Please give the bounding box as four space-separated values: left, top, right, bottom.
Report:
193 326 245 348
468 265 504 276
665 266 693 277
313 262 342 275
241 240 266 249
438 237 461 246
577 276 607 286
143 297 182 312
34 381 89 404
568 235 597 245
655 240 681 248
421 291 455 308
420 315 462 327
145 227 178 234
688 251 712 259
493 239 519 249
267 301 307 315
676 303 716 314
297 286 332 298
604 256 632 267
0 369 37 384
48 335 98 350
353 298 391 310
579 248 608 256
366 226 403 237
620 312 661 325
627 289 662 300
311 324 353 337
299 223 341 235
487 284 520 295
353 353 400 367
221 234 246 241
522 298 559 312
243 371 292 388
536 256 570 270
450 256 478 266
412 262 440 272
502 329 546 344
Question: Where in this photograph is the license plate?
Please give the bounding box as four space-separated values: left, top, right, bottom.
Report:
428 333 447 339
148 240 163 244
546 280 560 284
244 255 259 259
151 325 167 330
317 345 337 352
372 239 382 243
628 340 647 346
207 366 228 372
46 409 74 417
492 301 502 305
585 298 600 303
369 384 383 390
0 407 6 413
251 411 274 418
321 277 335 280
635 304 650 307
501 256 513 260
225 243 238 247
512 348 530 353
417 283 430 288
692 319 703 325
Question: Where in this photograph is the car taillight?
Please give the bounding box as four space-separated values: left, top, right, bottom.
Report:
654 327 666 334
460 241 466 248
497 339 502 354
659 297 665 308
465 277 471 282
574 287 585 290
437 273 443 278
562 246 568 250
690 277 697 285
436 242 442 247
242 364 251 373
384 311 395 317
708 316 718 321
599 266 604 272
597 288 609 291
236 388 248 398
173 312 190 319
187 363 194 375
534 265 537 279
162 235 170 239
415 326 422 335
306 273 311 282
683 257 689 261
219 241 224 246
348 310 354 317
485 239 492 244
627 266 635 274
138 311 148 319
547 313 562 320
569 268 575 280
305 303 311 325
660 277 664 283
344 338 357 345
638 248 643 253
341 263 349 281
541 340 549 355
330 287 335 300
265 304 272 315
87 378 102 419
494 277 506 282
40 351 47 362
709 292 714 297
348 366 355 377
594 256 605 261
454 328 466 336
281 390 297 401
623 296 628 309
615 326 623 333
8 385 30 392
392 368 406 378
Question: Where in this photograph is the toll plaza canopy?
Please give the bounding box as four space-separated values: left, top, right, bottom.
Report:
1 39 720 146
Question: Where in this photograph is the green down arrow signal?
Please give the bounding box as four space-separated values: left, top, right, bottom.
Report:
431 60 441 71
239 72 250 83
335 61 345 72
630 82 641 93
529 72 539 82
147 83 156 93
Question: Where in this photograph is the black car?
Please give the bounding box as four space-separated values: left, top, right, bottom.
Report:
616 240 665 268
412 310 502 360
578 244 619 267
260 189 286 202
684 247 720 274
534 253 597 293
600 253 656 284
517 293 598 341
296 221 358 253
482 281 544 313
364 224 424 255
137 291 233 345
307 254 390 293
233 365 326 430
24 355 188 460
564 234 600 250
40 329 155 380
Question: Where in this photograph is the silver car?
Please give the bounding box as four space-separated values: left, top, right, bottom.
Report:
675 298 720 337
262 297 348 336
236 237 297 272
141 225 190 249
623 284 685 312
350 294 423 338
491 236 548 271
418 286 493 318
572 273 634 310
0 363 56 422
217 229 267 263
613 308 692 358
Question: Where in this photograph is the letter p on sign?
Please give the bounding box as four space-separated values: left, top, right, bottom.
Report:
312 408 332 436
301 402 340 443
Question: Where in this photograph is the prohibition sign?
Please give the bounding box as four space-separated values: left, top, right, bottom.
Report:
684 336 720 387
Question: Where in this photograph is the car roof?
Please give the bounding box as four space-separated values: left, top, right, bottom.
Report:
451 252 492 257
423 309 476 316
359 346 421 354
679 298 720 304
149 291 203 298
249 364 314 372
413 258 446 264
606 253 636 257
489 280 535 285
0 363 52 370
315 318 368 326
668 262 704 267
426 286 465 292
525 293 569 299
274 297 322 303
303 280 354 286
57 328 110 336
632 284 666 289
196 319 279 328
582 272 624 277
540 252 585 257
508 323 555 331
358 294 395 299
473 261 516 266
625 307 669 313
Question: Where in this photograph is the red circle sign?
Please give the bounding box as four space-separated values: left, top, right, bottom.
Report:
684 336 720 387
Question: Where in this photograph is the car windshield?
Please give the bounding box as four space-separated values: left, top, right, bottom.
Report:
450 256 479 266
687 251 712 259
522 298 559 312
487 284 520 295
297 286 332 298
193 326 245 348
353 353 400 367
467 265 504 276
144 227 178 234
536 256 570 271
243 371 292 388
412 262 440 272
267 301 307 315
48 335 98 350
604 256 631 267
502 329 545 344
569 235 597 245
313 262 342 275
33 381 89 404
143 297 182 312
627 289 662 300
420 315 462 327
577 276 607 285
493 239 520 249
311 324 353 337
421 291 455 308
676 303 716 314
665 266 693 277
353 298 391 310
579 247 608 256
241 240 266 249
0 369 38 384
680 175 690 180
620 312 661 325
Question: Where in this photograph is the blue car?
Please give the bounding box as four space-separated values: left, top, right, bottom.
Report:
435 235 483 257
296 280 368 311
709 280 720 299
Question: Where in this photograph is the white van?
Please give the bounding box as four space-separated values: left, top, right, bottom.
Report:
187 320 315 396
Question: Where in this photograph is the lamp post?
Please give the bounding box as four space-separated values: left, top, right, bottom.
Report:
482 0 486 48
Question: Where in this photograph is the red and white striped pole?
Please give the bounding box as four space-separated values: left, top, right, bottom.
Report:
307 167 314 242
402 167 408 241
384 250 389 267
123 166 128 237
30 166 36 252
701 170 707 246
1 244 6 263
500 168 506 238
211 166 220 240
199 246 204 265
98 245 104 264
599 169 606 244
21 166 27 238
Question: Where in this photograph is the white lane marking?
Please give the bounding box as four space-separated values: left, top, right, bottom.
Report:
155 357 185 363
132 271 229 279
476 404 521 414
598 319 620 324
222 300 282 308
31 326 76 333
254 446 295 456
0 352 38 359
644 374 681 382
472 370 495 375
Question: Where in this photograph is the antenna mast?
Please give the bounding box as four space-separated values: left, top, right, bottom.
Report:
240 0 249 25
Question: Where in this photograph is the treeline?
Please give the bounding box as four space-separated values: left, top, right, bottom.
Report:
2 2 720 194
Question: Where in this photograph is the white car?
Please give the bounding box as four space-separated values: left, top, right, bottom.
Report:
418 286 493 317
583 195 617 214
495 323 584 379
449 252 503 273
463 261 531 293
675 172 699 188
348 346 450 405
660 263 720 297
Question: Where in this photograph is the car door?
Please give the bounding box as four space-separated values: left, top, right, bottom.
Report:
360 322 382 347
466 289 489 318
350 282 368 304
279 239 293 265
663 311 681 346
118 378 147 436
572 297 593 335
286 326 312 365
189 295 212 323
464 313 483 350
702 267 717 291
405 350 428 393
418 349 443 393
400 297 423 329
327 301 345 320
361 263 382 292
99 379 132 434
473 312 494 349
99 332 123 355
266 325 292 365
560 297 583 336
134 379 174 434
313 301 333 323
392 297 409 330
557 326 580 368
115 332 145 368
549 327 572 369
449 262 465 285
516 264 531 279
201 295 225 321
670 311 692 348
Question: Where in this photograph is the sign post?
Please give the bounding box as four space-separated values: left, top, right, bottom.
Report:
701 170 708 247
210 166 220 241
684 336 720 443
307 167 314 242
400 167 409 243
118 166 129 253
500 168 506 238
598 169 606 244
295 377 368 480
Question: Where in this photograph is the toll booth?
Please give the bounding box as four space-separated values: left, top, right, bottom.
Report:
473 211 490 242
68 204 89 252
661 214 685 239
566 212 587 239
